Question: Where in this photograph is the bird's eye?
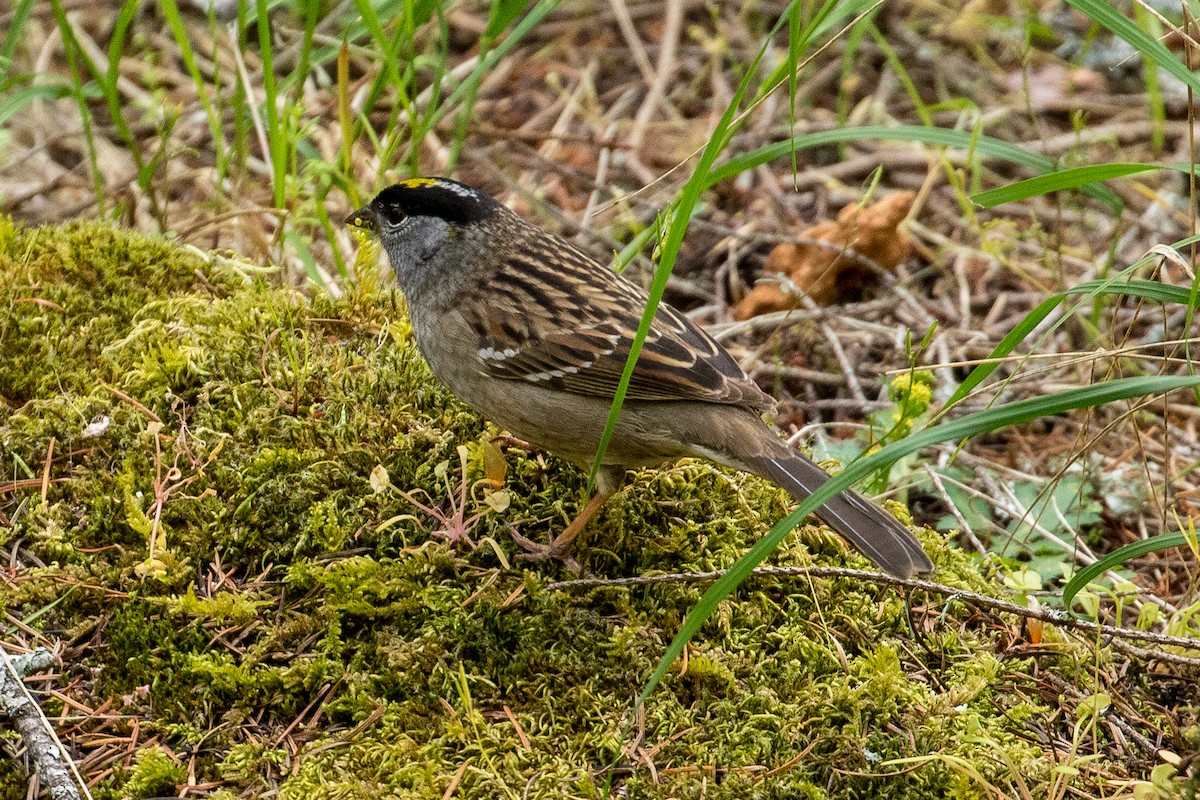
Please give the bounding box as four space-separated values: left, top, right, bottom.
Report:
379 203 407 226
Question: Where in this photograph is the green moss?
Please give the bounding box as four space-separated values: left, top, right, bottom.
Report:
121 746 187 799
0 218 1184 798
173 585 271 626
0 738 23 800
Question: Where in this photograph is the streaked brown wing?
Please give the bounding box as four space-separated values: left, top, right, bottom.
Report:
460 234 775 413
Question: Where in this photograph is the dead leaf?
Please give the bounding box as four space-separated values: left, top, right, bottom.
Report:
482 439 507 489
483 490 510 513
369 464 390 494
733 191 915 320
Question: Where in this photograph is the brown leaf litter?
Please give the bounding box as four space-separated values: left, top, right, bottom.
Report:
733 191 915 319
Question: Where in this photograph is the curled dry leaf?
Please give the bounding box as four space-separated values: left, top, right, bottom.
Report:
369 464 390 494
481 438 508 489
483 490 510 513
733 191 915 320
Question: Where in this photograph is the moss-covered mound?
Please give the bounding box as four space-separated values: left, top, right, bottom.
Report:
0 219 1180 799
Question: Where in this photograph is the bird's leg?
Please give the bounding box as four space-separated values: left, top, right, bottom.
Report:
512 491 613 565
491 435 539 452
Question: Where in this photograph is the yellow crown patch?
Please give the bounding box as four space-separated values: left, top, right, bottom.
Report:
398 177 442 190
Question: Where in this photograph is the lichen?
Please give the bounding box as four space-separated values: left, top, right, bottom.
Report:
0 218 1180 798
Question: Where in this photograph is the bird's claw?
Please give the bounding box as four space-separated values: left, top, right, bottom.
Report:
508 525 581 571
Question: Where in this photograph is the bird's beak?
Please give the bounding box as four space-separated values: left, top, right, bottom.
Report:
344 205 377 232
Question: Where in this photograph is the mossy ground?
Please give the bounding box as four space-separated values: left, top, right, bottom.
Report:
0 219 1185 798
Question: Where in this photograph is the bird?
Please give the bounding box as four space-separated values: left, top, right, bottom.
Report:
345 177 934 578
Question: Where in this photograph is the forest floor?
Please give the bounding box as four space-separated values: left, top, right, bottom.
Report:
1 1 1198 797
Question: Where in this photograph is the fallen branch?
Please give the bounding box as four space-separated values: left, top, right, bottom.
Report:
1 646 88 800
547 566 1200 666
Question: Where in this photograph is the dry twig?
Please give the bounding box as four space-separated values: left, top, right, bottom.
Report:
548 566 1200 665
0 647 90 800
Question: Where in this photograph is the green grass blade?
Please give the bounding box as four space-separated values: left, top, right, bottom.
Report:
942 294 1065 411
710 125 1051 181
637 373 1200 706
446 0 528 169
158 0 227 175
255 0 286 211
53 0 150 198
350 0 421 177
1070 278 1200 307
971 163 1161 208
293 0 318 100
1066 0 1200 94
943 277 1200 411
48 0 104 214
707 125 1123 208
1061 532 1191 611
591 0 875 492
0 84 72 126
0 0 37 83
587 0 814 491
868 22 931 126
431 0 561 134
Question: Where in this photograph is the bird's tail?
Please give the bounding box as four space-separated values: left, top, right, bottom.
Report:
743 452 934 579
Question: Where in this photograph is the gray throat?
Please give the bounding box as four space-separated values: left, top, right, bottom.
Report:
380 216 462 308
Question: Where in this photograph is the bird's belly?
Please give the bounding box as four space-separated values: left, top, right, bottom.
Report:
450 372 688 469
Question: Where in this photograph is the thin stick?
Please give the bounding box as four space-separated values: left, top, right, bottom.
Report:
547 566 1200 658
628 0 683 151
0 647 92 800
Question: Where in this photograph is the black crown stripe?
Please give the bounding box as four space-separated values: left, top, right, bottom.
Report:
370 178 501 224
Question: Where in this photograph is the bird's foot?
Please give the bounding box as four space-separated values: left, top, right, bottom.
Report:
491 435 540 453
506 491 611 570
508 525 581 571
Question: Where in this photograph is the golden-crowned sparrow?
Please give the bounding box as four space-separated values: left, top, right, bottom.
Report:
345 177 933 578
